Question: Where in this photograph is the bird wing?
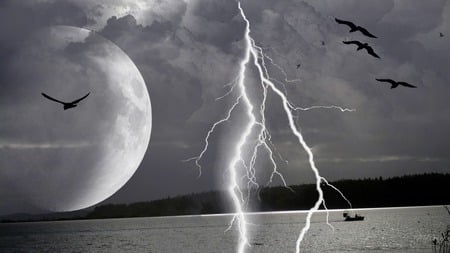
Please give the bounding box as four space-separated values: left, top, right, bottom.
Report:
335 18 356 29
375 79 396 85
42 93 66 104
365 46 380 58
356 27 377 38
342 40 362 46
70 92 90 104
399 82 417 88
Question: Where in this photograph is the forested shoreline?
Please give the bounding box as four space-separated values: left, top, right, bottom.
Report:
2 173 448 222
84 173 450 219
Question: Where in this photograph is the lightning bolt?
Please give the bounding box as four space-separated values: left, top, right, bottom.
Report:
187 2 354 253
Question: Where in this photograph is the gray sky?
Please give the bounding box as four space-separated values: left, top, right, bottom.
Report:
0 0 449 215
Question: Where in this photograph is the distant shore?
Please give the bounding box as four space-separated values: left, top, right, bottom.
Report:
1 173 449 223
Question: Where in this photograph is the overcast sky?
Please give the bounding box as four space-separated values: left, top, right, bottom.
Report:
1 0 449 215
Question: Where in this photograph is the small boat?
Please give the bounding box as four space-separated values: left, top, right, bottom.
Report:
343 211 364 221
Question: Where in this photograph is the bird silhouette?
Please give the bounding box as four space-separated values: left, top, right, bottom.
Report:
335 18 377 38
296 63 301 69
439 32 444 37
42 92 90 110
375 78 417 89
342 40 380 58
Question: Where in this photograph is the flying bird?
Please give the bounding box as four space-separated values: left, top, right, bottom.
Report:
375 78 417 89
439 32 444 37
342 40 380 58
296 63 301 69
335 18 377 38
42 92 90 110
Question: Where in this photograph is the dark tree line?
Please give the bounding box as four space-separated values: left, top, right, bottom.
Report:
84 173 449 219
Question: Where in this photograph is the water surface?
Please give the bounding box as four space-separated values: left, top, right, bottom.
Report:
0 206 448 252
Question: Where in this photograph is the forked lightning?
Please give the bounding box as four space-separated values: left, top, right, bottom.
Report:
187 2 354 252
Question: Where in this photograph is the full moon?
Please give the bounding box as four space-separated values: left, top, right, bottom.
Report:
0 26 151 211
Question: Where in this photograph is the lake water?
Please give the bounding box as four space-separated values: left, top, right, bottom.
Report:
0 206 448 252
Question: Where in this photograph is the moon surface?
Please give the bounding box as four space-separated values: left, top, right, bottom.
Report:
0 26 151 211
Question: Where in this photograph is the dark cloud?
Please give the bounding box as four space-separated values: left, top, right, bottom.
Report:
0 1 88 46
